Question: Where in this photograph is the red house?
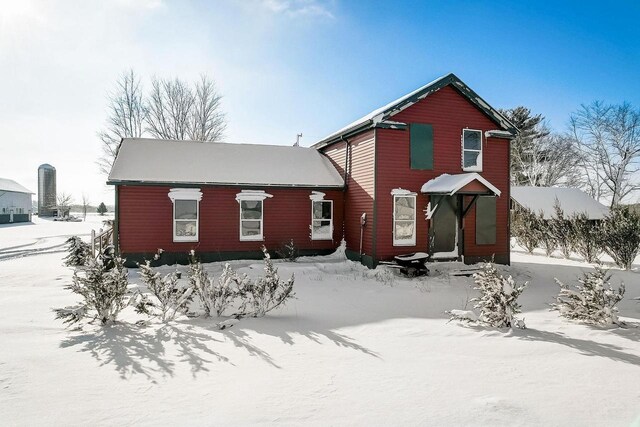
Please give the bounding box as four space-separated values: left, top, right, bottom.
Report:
108 73 516 267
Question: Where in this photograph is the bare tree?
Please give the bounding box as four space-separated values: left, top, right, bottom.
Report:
512 132 584 187
188 75 226 142
57 192 73 217
81 193 91 221
570 101 640 207
97 70 145 175
146 75 225 142
146 77 194 140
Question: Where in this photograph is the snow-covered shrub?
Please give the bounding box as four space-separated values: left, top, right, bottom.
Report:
569 213 603 263
275 239 298 262
188 255 241 317
450 262 527 328
237 246 295 317
538 211 557 257
550 202 573 259
63 236 91 267
512 207 542 253
134 261 193 322
55 255 130 325
551 268 625 326
600 205 640 270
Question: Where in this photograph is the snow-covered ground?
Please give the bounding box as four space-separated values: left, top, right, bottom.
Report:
0 219 639 426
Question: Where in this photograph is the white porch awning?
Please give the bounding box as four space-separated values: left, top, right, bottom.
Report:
420 173 501 196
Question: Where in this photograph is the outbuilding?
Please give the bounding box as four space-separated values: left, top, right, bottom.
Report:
0 178 34 224
511 186 609 220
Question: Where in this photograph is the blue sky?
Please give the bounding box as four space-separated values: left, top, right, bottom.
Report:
1 0 639 200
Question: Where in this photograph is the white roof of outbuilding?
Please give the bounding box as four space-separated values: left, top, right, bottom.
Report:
420 173 501 196
511 186 609 220
108 138 345 188
0 178 34 194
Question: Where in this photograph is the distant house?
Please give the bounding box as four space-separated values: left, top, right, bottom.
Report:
108 73 517 266
0 178 34 224
511 186 609 220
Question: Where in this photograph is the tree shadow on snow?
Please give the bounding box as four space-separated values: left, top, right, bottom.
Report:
507 328 640 367
60 322 229 383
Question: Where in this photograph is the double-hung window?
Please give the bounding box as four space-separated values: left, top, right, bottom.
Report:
168 188 202 242
392 191 416 246
236 191 272 241
311 200 333 240
240 200 263 240
462 129 483 172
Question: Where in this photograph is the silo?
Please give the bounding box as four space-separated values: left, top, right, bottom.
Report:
38 164 56 216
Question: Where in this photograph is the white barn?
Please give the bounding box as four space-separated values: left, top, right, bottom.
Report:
0 178 34 224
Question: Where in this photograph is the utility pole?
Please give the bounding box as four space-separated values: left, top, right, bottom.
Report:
294 133 302 147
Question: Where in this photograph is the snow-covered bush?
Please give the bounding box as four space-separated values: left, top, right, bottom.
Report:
237 246 295 317
188 255 238 317
569 213 603 263
134 261 193 322
550 202 573 259
54 255 130 325
512 207 542 253
63 236 91 267
538 210 557 257
449 262 527 328
551 268 625 326
275 239 298 262
600 205 640 270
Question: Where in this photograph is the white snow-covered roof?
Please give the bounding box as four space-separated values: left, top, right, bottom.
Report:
0 178 34 194
312 73 517 148
420 173 501 196
511 186 609 220
108 138 344 188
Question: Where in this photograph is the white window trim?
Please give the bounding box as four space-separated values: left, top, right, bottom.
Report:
462 128 483 172
168 188 202 243
393 193 417 246
236 191 272 242
310 199 333 240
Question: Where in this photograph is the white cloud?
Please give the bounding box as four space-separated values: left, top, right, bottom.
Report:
254 0 335 19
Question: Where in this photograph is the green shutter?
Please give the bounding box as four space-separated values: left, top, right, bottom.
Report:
410 124 433 170
476 196 496 245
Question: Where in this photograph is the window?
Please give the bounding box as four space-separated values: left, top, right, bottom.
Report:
311 200 333 240
240 200 263 240
168 188 202 242
236 191 272 241
393 192 416 246
462 129 482 171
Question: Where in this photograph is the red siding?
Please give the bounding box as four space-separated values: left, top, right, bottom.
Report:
322 130 375 258
118 185 344 256
374 85 510 261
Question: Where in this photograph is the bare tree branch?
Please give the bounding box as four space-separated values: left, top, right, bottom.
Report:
570 101 640 207
97 70 145 175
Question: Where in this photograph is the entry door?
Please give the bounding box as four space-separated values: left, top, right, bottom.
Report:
430 196 458 255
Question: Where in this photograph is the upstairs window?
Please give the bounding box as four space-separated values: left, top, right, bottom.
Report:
311 200 333 240
462 129 483 172
392 190 417 246
168 188 202 242
236 191 272 241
